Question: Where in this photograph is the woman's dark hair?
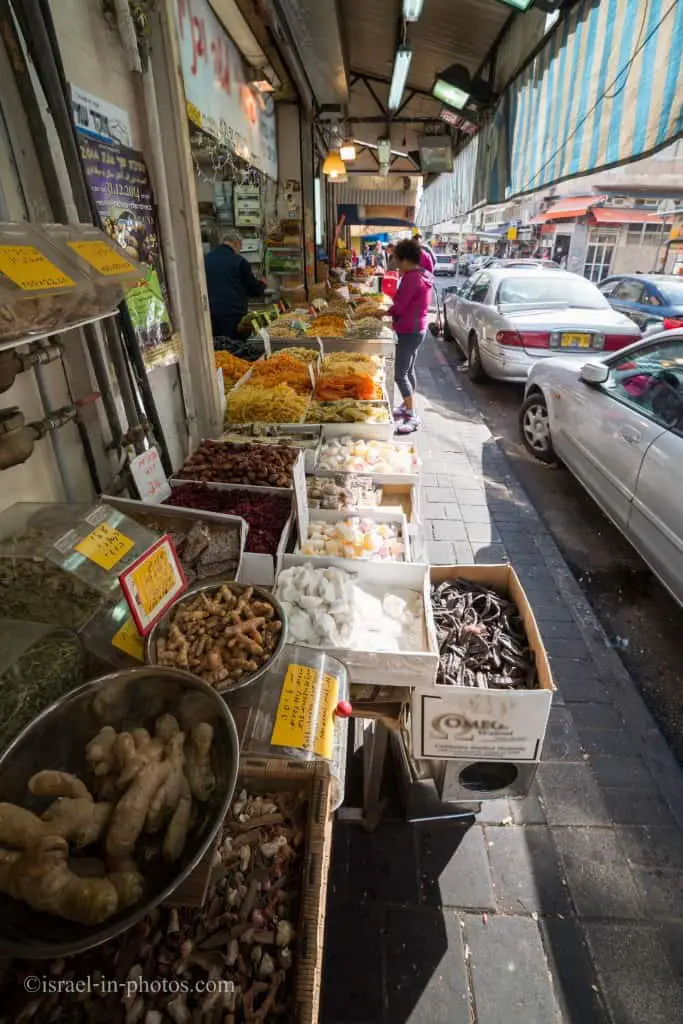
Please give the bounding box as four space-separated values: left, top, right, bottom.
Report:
395 239 421 265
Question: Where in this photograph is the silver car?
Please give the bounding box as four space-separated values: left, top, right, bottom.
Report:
443 268 641 383
520 329 683 608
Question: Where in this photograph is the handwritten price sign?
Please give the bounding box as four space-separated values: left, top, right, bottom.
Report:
75 522 135 570
119 535 187 635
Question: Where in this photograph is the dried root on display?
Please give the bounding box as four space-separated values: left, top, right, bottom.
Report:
0 716 216 924
431 579 537 689
0 787 307 1023
155 585 283 689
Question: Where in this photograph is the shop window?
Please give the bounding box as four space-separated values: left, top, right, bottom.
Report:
627 224 645 245
584 232 616 282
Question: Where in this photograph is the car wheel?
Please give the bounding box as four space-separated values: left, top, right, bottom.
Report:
467 335 487 383
519 392 556 463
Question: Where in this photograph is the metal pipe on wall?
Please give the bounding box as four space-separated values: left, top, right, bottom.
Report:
25 0 173 473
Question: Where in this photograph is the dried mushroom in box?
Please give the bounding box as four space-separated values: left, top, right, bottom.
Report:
0 786 307 1023
431 580 537 689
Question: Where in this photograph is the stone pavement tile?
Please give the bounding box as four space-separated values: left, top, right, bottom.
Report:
464 522 501 543
542 706 585 762
554 671 614 704
540 918 607 1024
589 754 654 789
544 636 594 661
585 922 683 1024
425 486 455 502
422 502 448 519
432 519 468 542
442 502 464 521
599 786 676 827
474 544 508 563
497 534 541 556
347 821 420 906
571 703 626 732
453 542 475 563
538 762 609 826
631 865 683 918
616 825 683 869
510 780 547 825
475 798 512 825
576 725 637 757
553 827 644 918
536 618 584 640
455 505 492 523
485 825 572 916
320 901 386 1024
418 823 495 910
426 540 456 564
464 913 563 1024
385 908 471 1024
533 599 579 622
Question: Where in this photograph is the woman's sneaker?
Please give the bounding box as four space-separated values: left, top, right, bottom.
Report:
396 413 420 434
393 404 408 421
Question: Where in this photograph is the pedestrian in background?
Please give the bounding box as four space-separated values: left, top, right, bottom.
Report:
389 238 433 434
413 230 436 272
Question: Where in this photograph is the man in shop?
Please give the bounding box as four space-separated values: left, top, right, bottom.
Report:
204 229 266 340
386 243 398 271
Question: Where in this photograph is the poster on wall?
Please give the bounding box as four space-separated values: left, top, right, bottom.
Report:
77 133 180 369
174 0 277 180
70 85 132 146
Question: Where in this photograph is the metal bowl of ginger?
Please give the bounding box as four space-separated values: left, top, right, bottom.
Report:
0 667 238 957
145 579 288 694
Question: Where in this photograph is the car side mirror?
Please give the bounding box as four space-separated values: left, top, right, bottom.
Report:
580 361 609 386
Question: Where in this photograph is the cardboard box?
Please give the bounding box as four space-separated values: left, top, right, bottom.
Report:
167 758 332 1024
412 565 555 762
279 557 439 687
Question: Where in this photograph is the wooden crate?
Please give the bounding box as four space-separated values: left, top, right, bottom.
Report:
167 756 333 1024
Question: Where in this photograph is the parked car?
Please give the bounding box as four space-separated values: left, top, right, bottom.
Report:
485 257 561 270
457 254 476 275
599 274 683 331
519 329 683 608
433 252 457 276
443 268 641 383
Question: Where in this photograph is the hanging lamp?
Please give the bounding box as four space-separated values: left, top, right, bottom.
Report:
322 149 346 175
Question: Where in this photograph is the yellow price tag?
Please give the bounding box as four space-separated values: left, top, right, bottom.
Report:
112 617 144 661
271 664 339 759
186 101 202 127
68 240 136 277
0 245 76 291
129 545 177 617
75 522 135 570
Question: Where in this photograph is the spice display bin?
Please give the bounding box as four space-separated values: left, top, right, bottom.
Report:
0 502 158 628
314 436 420 483
219 424 322 473
298 507 411 563
167 482 294 586
279 556 439 687
412 564 555 761
174 443 305 495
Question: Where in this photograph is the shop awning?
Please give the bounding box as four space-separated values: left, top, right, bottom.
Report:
590 208 673 225
530 196 606 224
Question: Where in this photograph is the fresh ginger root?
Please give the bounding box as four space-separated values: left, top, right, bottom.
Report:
0 836 118 925
86 726 118 778
42 798 112 849
146 731 186 834
184 723 216 803
155 714 180 744
115 729 163 789
28 771 92 802
107 868 144 909
162 775 192 862
0 803 47 848
106 760 171 860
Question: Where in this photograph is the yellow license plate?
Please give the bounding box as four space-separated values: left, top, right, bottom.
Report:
560 333 591 348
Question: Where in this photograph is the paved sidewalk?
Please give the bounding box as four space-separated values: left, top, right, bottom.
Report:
320 335 683 1024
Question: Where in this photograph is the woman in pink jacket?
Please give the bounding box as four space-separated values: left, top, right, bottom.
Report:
389 238 434 434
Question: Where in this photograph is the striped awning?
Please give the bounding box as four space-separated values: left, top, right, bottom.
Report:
531 196 606 222
509 0 683 197
591 207 672 224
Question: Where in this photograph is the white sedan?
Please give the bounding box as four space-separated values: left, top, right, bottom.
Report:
443 268 641 383
520 330 683 608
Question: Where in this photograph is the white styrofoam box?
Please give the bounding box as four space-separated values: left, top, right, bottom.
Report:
320 339 396 357
278 556 438 687
320 420 395 441
167 480 293 587
410 564 555 761
298 507 410 562
314 435 420 482
175 444 305 493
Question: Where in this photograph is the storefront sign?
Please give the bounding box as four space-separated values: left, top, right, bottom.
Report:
70 85 132 146
120 536 187 634
77 134 180 368
174 0 277 179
